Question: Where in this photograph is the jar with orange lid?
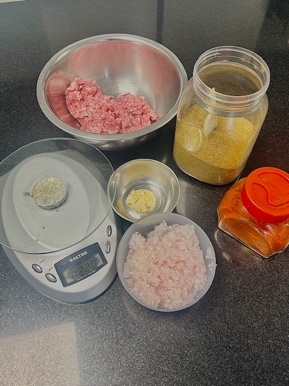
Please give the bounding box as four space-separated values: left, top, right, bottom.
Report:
173 46 270 185
217 167 289 257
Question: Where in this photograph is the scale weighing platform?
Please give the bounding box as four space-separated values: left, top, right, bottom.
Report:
0 139 121 303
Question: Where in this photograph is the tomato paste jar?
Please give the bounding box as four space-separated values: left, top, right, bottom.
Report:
217 167 289 257
173 46 270 185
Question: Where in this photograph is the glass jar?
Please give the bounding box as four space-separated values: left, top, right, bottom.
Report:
173 46 270 185
217 167 289 258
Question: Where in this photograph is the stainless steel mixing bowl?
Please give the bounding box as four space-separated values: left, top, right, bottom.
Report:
107 159 180 222
37 34 187 151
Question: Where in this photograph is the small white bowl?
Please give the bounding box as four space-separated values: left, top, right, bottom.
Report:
107 159 180 222
116 213 216 312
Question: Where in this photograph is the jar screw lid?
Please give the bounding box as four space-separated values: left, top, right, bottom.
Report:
241 167 289 223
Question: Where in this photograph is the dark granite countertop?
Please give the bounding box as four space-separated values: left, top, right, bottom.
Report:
1 1 289 385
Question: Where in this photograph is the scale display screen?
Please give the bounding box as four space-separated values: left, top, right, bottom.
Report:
55 242 107 287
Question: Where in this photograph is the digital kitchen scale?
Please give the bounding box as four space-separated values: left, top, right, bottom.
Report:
0 138 121 303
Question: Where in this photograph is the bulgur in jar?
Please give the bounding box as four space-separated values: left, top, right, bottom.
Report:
173 46 270 185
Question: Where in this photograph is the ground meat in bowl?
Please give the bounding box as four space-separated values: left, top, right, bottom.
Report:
65 78 159 134
123 221 207 310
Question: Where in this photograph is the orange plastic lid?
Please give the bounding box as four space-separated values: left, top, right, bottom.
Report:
241 167 289 223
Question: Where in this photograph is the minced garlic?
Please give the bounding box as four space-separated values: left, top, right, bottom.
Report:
126 189 156 214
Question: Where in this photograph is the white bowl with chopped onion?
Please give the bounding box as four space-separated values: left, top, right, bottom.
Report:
116 213 216 312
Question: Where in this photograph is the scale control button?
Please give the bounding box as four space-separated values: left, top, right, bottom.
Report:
105 241 111 254
32 264 43 273
106 225 112 237
45 273 57 283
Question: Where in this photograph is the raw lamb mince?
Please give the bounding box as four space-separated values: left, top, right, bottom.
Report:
123 221 209 310
65 78 159 134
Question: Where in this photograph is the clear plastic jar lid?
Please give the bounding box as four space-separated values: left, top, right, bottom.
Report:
241 167 289 223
